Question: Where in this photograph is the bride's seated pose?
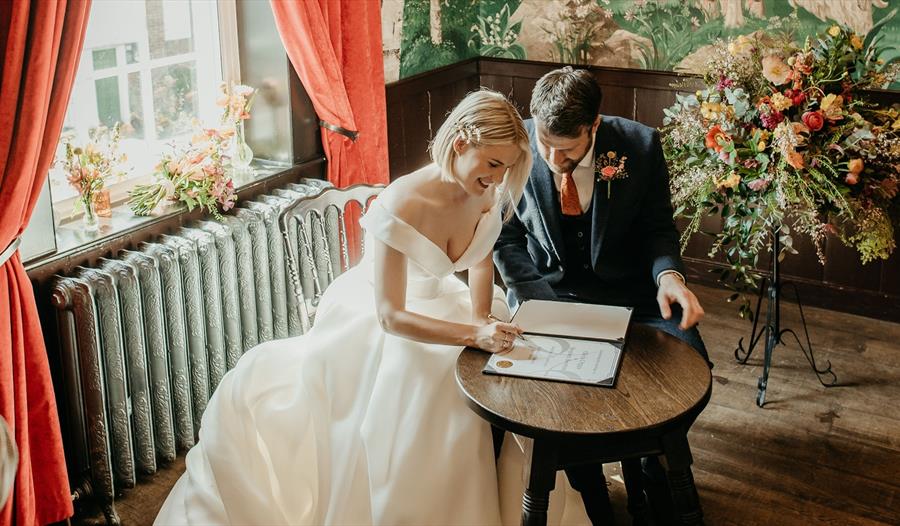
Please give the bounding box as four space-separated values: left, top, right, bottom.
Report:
156 89 534 525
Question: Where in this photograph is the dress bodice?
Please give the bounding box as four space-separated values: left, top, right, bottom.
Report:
359 198 502 279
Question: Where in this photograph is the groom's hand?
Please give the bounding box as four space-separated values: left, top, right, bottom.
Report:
657 274 705 330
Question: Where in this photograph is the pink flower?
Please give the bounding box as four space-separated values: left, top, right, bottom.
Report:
743 159 760 169
759 110 784 130
845 172 859 185
716 77 735 90
762 55 791 86
747 178 769 191
600 166 618 179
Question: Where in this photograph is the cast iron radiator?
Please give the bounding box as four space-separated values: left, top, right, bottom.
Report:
49 178 330 524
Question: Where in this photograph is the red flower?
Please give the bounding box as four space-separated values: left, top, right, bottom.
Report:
791 90 806 106
600 166 618 179
802 111 825 132
704 125 731 152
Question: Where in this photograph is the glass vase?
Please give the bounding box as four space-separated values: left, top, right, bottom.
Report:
230 120 253 168
82 195 99 232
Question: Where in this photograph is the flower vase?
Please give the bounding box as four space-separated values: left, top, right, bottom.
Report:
82 196 99 232
230 121 253 169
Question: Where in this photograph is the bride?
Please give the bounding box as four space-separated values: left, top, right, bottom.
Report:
156 90 535 525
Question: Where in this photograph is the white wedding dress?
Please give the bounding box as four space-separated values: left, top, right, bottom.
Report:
157 198 541 525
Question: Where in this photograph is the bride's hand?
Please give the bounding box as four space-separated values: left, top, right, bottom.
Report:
474 321 522 353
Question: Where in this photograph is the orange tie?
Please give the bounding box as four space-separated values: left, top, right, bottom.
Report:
560 172 581 216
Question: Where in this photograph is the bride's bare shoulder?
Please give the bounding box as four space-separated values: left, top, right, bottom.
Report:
377 166 441 227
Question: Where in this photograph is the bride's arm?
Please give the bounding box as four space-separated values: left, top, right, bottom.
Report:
373 240 517 352
468 252 496 323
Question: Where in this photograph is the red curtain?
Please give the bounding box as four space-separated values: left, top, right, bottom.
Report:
0 1 91 524
271 0 390 188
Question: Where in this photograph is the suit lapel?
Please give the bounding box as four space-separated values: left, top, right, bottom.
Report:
530 156 566 263
591 118 616 267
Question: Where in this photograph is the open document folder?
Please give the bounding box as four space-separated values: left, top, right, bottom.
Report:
483 300 633 387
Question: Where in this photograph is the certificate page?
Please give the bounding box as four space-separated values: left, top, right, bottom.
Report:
512 300 632 342
483 334 623 386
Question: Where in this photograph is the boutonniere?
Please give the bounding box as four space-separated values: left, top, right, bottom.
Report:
595 150 629 198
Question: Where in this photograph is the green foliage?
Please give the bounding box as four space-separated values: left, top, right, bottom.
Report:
468 3 526 60
612 0 713 70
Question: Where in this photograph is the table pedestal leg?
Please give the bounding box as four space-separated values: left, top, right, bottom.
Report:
621 457 651 525
662 432 704 525
521 438 557 526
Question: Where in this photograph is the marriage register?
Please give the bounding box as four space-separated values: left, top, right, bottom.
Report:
483 300 632 387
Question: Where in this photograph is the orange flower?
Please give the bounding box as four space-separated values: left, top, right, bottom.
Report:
848 158 864 175
704 125 731 152
600 166 618 179
820 94 844 121
786 150 805 169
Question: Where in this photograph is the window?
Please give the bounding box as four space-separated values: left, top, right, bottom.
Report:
48 0 224 219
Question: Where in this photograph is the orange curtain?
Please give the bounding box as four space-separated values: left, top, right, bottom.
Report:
271 0 389 265
0 1 91 524
270 0 389 188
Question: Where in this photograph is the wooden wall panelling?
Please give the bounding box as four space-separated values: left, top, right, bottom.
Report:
510 77 539 117
386 99 407 179
775 215 825 283
479 74 515 101
633 87 677 129
397 91 433 176
880 238 900 296
823 237 884 291
598 85 635 120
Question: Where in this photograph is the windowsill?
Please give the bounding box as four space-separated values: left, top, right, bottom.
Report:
25 158 293 272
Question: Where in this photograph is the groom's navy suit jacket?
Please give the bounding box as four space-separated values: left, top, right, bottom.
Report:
494 116 684 312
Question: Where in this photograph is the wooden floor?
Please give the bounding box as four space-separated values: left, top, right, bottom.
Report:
74 283 900 525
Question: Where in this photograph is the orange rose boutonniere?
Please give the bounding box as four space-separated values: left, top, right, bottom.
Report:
595 150 628 198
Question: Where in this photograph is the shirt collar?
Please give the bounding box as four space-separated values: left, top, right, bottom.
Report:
577 129 596 169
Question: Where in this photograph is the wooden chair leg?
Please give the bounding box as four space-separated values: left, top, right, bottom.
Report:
661 432 704 525
521 438 558 526
621 457 652 525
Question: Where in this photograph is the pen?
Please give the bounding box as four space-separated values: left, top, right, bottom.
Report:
486 314 532 344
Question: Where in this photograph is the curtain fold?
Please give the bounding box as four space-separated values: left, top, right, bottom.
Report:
270 0 389 188
0 1 91 524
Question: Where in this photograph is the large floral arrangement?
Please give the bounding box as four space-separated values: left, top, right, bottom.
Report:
59 124 127 221
662 25 900 317
128 125 236 219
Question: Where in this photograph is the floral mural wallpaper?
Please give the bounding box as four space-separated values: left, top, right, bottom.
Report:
382 0 900 90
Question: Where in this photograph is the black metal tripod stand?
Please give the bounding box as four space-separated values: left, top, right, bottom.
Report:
733 230 839 407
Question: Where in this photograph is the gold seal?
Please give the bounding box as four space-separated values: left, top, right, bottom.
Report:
496 360 513 369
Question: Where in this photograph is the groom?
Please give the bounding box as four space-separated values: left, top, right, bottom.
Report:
493 67 710 523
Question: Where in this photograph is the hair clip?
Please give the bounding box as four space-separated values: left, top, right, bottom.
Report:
455 122 482 143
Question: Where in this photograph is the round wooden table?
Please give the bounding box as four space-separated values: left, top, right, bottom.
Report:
456 324 712 526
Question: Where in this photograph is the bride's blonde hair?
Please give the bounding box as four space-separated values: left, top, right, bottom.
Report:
429 89 532 221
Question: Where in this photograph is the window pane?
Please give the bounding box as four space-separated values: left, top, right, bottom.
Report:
95 77 122 128
151 62 197 139
126 72 145 139
126 42 139 64
147 0 194 60
92 47 117 70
